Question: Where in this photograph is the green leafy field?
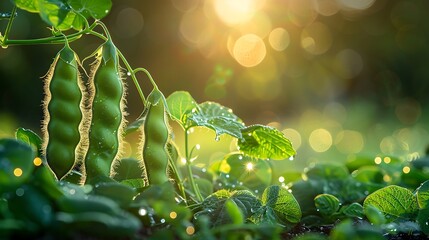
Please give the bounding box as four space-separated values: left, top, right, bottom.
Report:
1 1 429 239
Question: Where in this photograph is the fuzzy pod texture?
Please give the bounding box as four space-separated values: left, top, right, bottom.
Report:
84 40 126 183
142 89 170 185
42 45 84 180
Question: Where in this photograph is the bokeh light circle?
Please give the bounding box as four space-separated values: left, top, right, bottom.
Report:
301 22 333 55
338 0 376 10
114 8 144 38
269 28 290 52
309 128 332 153
233 34 266 67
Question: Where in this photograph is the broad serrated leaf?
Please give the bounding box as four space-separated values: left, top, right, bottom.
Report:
198 189 260 226
187 101 244 139
15 127 42 156
37 0 79 30
314 194 340 216
416 180 429 208
68 0 112 19
261 185 301 224
166 91 198 126
238 125 296 160
363 185 419 223
13 0 39 13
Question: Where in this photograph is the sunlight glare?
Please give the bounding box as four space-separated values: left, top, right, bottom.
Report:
214 0 259 26
246 162 254 171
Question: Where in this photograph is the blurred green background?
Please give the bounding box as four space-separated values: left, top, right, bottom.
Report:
1 0 428 169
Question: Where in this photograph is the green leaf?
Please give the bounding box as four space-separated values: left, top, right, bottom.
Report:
225 199 244 224
68 0 112 19
416 180 429 208
314 194 340 216
12 0 39 13
198 189 261 226
124 111 145 135
364 204 386 225
56 211 141 238
330 219 385 240
341 202 364 218
0 139 35 187
166 91 198 126
8 184 54 227
363 185 419 223
238 125 296 160
417 207 429 234
37 0 76 30
91 181 136 207
15 128 42 156
260 185 301 224
187 101 244 139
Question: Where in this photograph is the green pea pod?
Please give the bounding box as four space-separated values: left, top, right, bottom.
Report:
84 39 125 184
42 45 84 180
141 88 170 185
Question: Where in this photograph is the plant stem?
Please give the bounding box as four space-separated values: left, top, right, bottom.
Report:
1 5 17 46
167 151 187 204
133 68 159 90
185 128 203 202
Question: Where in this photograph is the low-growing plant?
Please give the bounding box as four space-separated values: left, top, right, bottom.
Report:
1 1 429 240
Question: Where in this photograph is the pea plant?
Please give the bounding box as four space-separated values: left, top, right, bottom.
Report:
1 1 429 240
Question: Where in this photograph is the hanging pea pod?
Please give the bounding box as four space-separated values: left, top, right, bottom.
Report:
83 39 126 184
42 44 84 180
141 88 170 185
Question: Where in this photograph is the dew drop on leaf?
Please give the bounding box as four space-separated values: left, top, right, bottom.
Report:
138 208 147 216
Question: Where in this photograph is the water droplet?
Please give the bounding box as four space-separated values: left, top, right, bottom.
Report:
127 72 131 76
254 190 258 193
231 184 236 188
215 135 220 141
138 208 147 216
238 155 243 160
160 218 166 224
69 189 76 195
289 156 294 161
225 174 230 178
218 183 223 187
201 168 207 172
